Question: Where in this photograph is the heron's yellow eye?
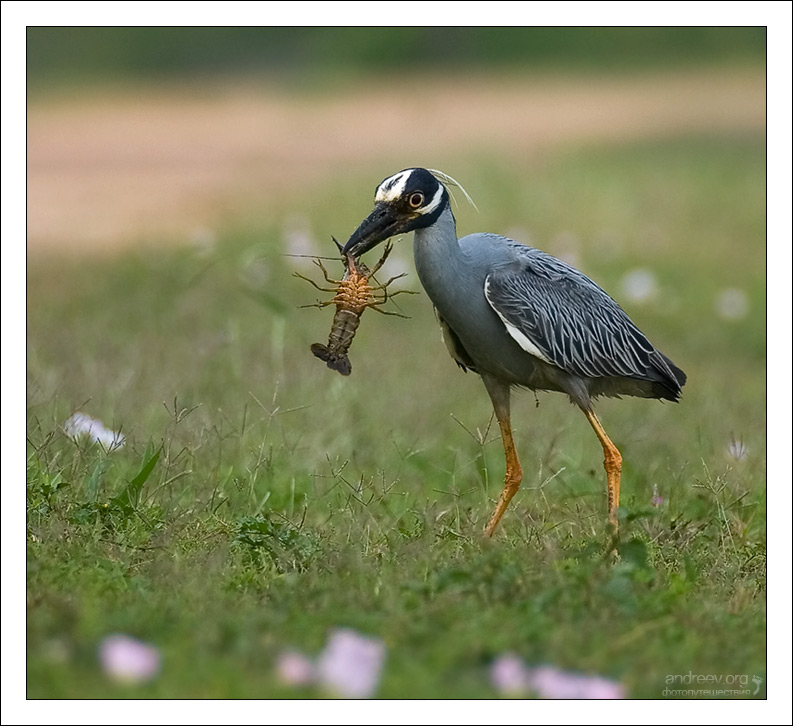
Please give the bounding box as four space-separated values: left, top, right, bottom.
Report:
408 192 424 209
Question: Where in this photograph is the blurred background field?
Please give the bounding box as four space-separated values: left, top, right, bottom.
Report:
25 27 767 700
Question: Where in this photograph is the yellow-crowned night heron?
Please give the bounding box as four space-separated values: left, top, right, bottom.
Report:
343 168 686 536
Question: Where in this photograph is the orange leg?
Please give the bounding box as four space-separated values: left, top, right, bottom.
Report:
582 409 622 531
484 414 524 537
480 374 523 537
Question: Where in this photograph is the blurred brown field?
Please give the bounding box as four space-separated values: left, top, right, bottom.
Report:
26 66 765 255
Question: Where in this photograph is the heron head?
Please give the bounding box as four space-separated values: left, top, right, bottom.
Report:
342 168 449 257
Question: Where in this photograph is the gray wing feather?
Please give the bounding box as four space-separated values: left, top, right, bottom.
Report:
484 245 662 380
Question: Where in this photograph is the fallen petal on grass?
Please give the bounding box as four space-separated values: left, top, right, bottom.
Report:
491 655 625 699
99 634 160 684
64 413 125 449
715 287 749 320
315 628 386 699
620 268 658 304
275 650 316 687
490 653 531 696
528 665 625 699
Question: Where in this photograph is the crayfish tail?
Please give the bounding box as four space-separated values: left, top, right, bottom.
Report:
310 343 352 376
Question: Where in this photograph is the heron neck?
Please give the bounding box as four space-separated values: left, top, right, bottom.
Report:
413 204 462 275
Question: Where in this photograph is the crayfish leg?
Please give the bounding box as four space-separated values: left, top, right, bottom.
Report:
367 241 394 277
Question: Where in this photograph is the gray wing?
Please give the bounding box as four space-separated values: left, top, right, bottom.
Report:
483 246 666 381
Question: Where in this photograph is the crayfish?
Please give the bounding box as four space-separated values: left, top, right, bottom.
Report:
295 238 415 375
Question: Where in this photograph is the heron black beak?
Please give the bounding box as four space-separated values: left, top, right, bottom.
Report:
342 203 405 257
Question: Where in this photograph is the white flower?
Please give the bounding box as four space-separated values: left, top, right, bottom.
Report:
275 650 316 687
63 413 124 449
490 653 531 696
620 268 658 304
99 634 160 684
490 655 625 699
527 664 625 699
715 288 749 320
315 628 386 699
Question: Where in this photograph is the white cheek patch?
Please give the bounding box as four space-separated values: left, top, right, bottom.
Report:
484 278 553 364
415 184 444 215
375 170 412 203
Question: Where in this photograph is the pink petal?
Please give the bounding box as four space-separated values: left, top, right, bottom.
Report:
528 665 624 699
316 629 386 699
275 650 316 687
490 654 531 696
99 634 160 684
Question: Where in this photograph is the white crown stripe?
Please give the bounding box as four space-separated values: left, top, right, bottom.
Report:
373 168 477 214
375 170 411 203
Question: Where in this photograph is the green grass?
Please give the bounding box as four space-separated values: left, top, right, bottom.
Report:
27 27 765 91
26 134 766 698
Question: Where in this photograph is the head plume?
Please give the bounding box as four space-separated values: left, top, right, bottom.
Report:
427 169 478 212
